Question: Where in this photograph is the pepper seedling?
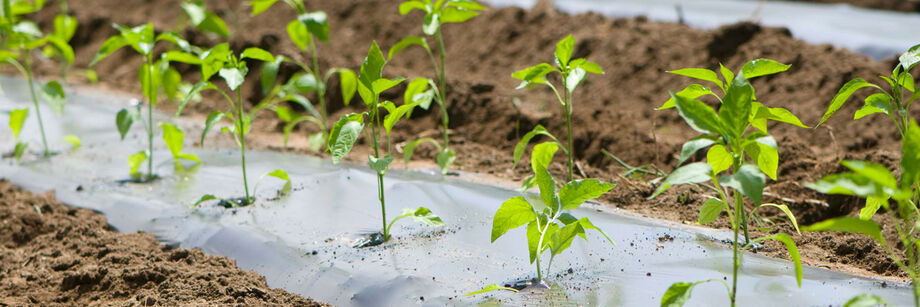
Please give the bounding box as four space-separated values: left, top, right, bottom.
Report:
469 142 615 296
389 0 486 174
805 45 920 307
652 59 806 307
91 24 199 181
0 0 75 158
328 41 444 245
250 0 358 151
511 35 603 182
172 43 291 207
180 0 230 38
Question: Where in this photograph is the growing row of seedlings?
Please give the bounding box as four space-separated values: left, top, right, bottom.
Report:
3 0 919 305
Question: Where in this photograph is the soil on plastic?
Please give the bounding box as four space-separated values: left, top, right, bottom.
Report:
18 0 920 281
0 180 328 307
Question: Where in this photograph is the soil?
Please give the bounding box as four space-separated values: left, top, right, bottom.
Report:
13 0 920 284
0 180 327 306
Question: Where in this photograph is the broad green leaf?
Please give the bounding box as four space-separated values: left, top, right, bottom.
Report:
741 59 790 79
399 1 427 15
760 203 800 234
559 179 615 210
491 196 536 242
805 172 888 198
661 281 701 307
388 36 429 60
241 47 275 62
854 93 892 120
45 36 74 64
201 111 225 145
550 221 584 256
719 164 766 205
115 109 134 140
575 60 604 74
719 63 735 86
900 43 920 71
177 82 216 116
465 284 518 296
817 79 882 127
802 216 885 244
403 77 431 105
307 132 324 151
286 19 310 51
335 68 357 106
161 122 184 157
706 145 733 175
261 58 282 94
860 195 889 220
578 217 614 245
554 35 574 67
128 150 148 178
274 106 299 122
299 11 329 42
264 169 292 195
249 0 279 16
531 142 559 210
402 137 440 165
368 154 394 175
13 142 27 160
162 68 182 100
327 113 364 164
440 7 479 23
447 0 487 10
763 105 808 128
90 35 127 66
116 23 155 56
219 67 247 91
64 135 81 149
672 92 724 136
719 74 754 139
651 162 713 198
286 72 319 93
698 198 724 225
182 1 229 37
678 138 715 165
843 294 889 307
358 41 386 90
199 43 230 80
396 207 445 227
9 108 27 139
565 67 587 94
744 136 779 180
372 77 405 95
669 68 722 89
754 233 802 287
512 63 556 89
526 221 540 263
841 160 898 190
40 81 66 114
659 84 715 110
162 51 202 65
155 31 192 52
436 148 456 174
513 125 560 168
902 121 920 190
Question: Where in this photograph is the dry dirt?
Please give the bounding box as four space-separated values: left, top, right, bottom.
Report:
13 0 920 285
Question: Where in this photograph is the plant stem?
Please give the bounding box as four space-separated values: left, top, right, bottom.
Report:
370 105 388 240
435 30 449 148
731 189 742 307
564 90 575 182
145 58 155 179
309 37 328 140
23 53 49 156
236 90 251 203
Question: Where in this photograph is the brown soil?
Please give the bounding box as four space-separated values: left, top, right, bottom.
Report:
0 180 328 306
17 0 920 282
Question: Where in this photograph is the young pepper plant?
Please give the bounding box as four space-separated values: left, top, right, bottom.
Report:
469 142 615 295
0 0 75 157
250 0 357 151
805 45 920 307
91 24 200 181
175 43 291 207
652 59 805 307
511 35 603 182
389 0 486 174
327 41 444 245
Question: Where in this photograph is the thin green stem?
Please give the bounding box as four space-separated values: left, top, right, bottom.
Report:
435 29 449 149
22 52 49 156
731 189 742 307
309 36 328 139
145 58 156 179
236 89 251 203
564 89 575 182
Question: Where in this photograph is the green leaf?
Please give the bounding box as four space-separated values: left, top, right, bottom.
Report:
754 233 802 287
388 36 429 60
678 138 715 165
249 0 279 16
550 221 584 256
423 12 440 35
554 35 574 67
162 68 182 100
559 179 615 210
264 169 292 195
805 172 889 198
403 77 431 106
40 81 66 114
116 23 155 55
399 207 445 227
565 67 587 94
399 1 427 15
177 82 216 117
706 144 733 175
286 19 310 51
241 47 275 62
260 59 282 94
436 148 456 174
161 122 200 164
817 79 882 127
383 100 417 135
372 78 405 96
841 160 898 191
843 294 889 307
531 142 559 210
299 11 329 42
9 108 27 140
402 137 441 166
491 197 536 243
526 221 540 263
13 142 27 160
155 31 192 52
45 36 74 64
720 164 766 205
719 74 754 138
741 59 790 79
286 72 319 93
902 121 920 190
161 51 202 65
719 63 735 86
668 68 722 89
744 136 779 180
358 41 386 91
128 150 148 178
513 125 559 168
659 84 715 110
199 43 230 80
651 162 713 198
575 60 604 74
698 198 724 225
900 43 920 71
854 93 892 120
860 195 889 220
440 7 479 23
760 203 801 234
219 67 247 91
115 109 134 141
762 105 808 128
335 68 357 106
64 135 81 149
803 216 885 244
578 217 614 245
511 63 556 89
671 92 725 136
182 1 229 37
308 132 324 151
192 194 218 207
201 111 226 145
368 154 394 175
327 113 364 164
465 284 518 296
660 281 702 307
